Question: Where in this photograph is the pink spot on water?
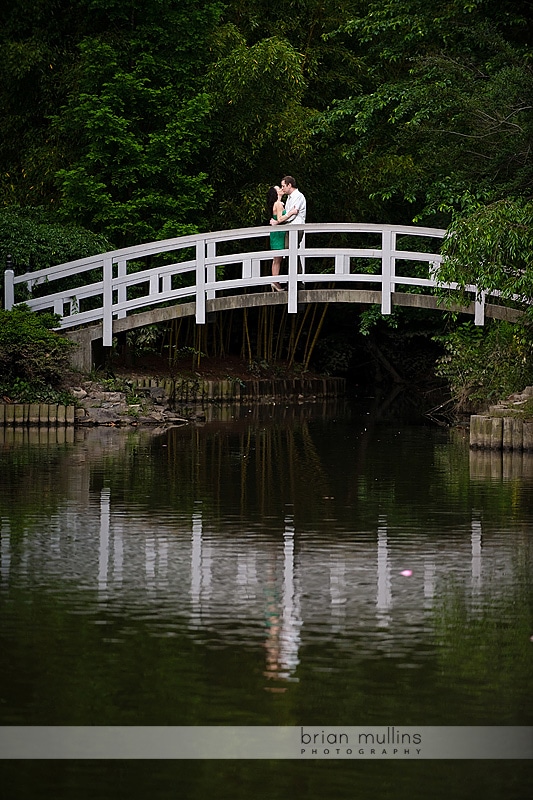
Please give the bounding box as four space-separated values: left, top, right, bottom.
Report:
400 569 413 577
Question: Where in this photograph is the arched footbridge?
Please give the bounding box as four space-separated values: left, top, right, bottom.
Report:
4 222 525 371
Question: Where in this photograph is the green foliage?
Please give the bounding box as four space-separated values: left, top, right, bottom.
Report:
206 1 366 228
438 198 533 310
434 320 533 408
313 335 355 375
52 11 219 243
0 207 112 273
207 32 312 228
125 325 160 358
0 306 75 396
0 0 224 244
358 305 401 336
0 377 74 405
2 0 532 236
315 0 533 223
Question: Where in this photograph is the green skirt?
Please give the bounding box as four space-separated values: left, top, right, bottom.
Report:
270 229 286 250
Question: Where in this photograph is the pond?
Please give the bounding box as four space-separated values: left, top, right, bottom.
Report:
0 397 532 797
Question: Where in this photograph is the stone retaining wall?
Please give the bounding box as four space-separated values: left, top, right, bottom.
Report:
0 403 76 427
470 415 533 450
131 375 346 403
1 376 346 427
469 386 533 451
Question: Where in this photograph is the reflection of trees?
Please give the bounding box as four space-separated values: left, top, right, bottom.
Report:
431 538 533 724
6 404 533 538
0 427 78 531
13 401 527 534
435 428 533 520
159 410 334 517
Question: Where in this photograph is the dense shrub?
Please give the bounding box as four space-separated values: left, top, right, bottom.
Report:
0 207 112 274
434 321 533 409
0 306 75 399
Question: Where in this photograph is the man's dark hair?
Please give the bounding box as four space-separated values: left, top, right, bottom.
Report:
282 175 297 189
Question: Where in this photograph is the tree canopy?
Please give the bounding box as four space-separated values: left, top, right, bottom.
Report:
0 0 224 244
0 0 531 286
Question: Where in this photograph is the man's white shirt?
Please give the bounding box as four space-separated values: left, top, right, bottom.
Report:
285 188 306 224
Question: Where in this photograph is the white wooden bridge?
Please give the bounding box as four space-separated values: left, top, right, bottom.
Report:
3 222 523 370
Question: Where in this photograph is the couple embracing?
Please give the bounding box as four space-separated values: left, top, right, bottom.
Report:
266 176 307 292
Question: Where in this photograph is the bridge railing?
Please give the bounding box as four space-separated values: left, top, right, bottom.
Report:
3 221 494 346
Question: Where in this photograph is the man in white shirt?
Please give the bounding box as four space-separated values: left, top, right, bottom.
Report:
281 175 306 224
269 175 306 278
270 175 306 247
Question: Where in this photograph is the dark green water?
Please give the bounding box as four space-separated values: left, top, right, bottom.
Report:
1 399 532 797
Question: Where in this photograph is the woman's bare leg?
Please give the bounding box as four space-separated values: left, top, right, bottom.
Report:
271 256 283 291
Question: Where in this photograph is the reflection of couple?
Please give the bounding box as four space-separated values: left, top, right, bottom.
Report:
266 176 307 292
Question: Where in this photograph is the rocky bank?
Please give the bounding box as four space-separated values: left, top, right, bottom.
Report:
71 379 194 427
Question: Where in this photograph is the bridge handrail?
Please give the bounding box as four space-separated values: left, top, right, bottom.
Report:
4 223 444 286
3 222 522 346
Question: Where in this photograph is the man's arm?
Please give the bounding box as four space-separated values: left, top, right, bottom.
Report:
270 207 299 226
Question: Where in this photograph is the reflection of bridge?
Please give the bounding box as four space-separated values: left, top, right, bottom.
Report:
0 486 523 686
4 222 525 370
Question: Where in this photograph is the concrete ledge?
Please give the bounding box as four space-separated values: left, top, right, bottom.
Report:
0 404 76 427
470 415 533 450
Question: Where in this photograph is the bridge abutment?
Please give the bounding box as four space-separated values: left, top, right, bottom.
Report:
65 325 102 372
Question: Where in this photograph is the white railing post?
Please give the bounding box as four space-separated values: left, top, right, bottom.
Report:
251 257 261 280
117 259 127 319
103 256 113 346
4 268 14 309
242 256 252 280
381 228 393 315
196 237 206 324
287 228 299 313
474 290 486 325
335 253 350 275
149 270 159 302
206 240 216 300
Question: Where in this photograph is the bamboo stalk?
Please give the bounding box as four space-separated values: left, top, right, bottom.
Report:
274 307 287 362
243 308 252 364
304 304 329 371
288 305 312 368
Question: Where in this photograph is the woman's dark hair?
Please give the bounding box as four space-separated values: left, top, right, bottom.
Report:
266 187 278 222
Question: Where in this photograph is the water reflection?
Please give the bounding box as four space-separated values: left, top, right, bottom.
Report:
1 405 532 800
1 444 530 683
263 515 301 687
469 447 533 480
1 405 532 712
376 517 391 624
